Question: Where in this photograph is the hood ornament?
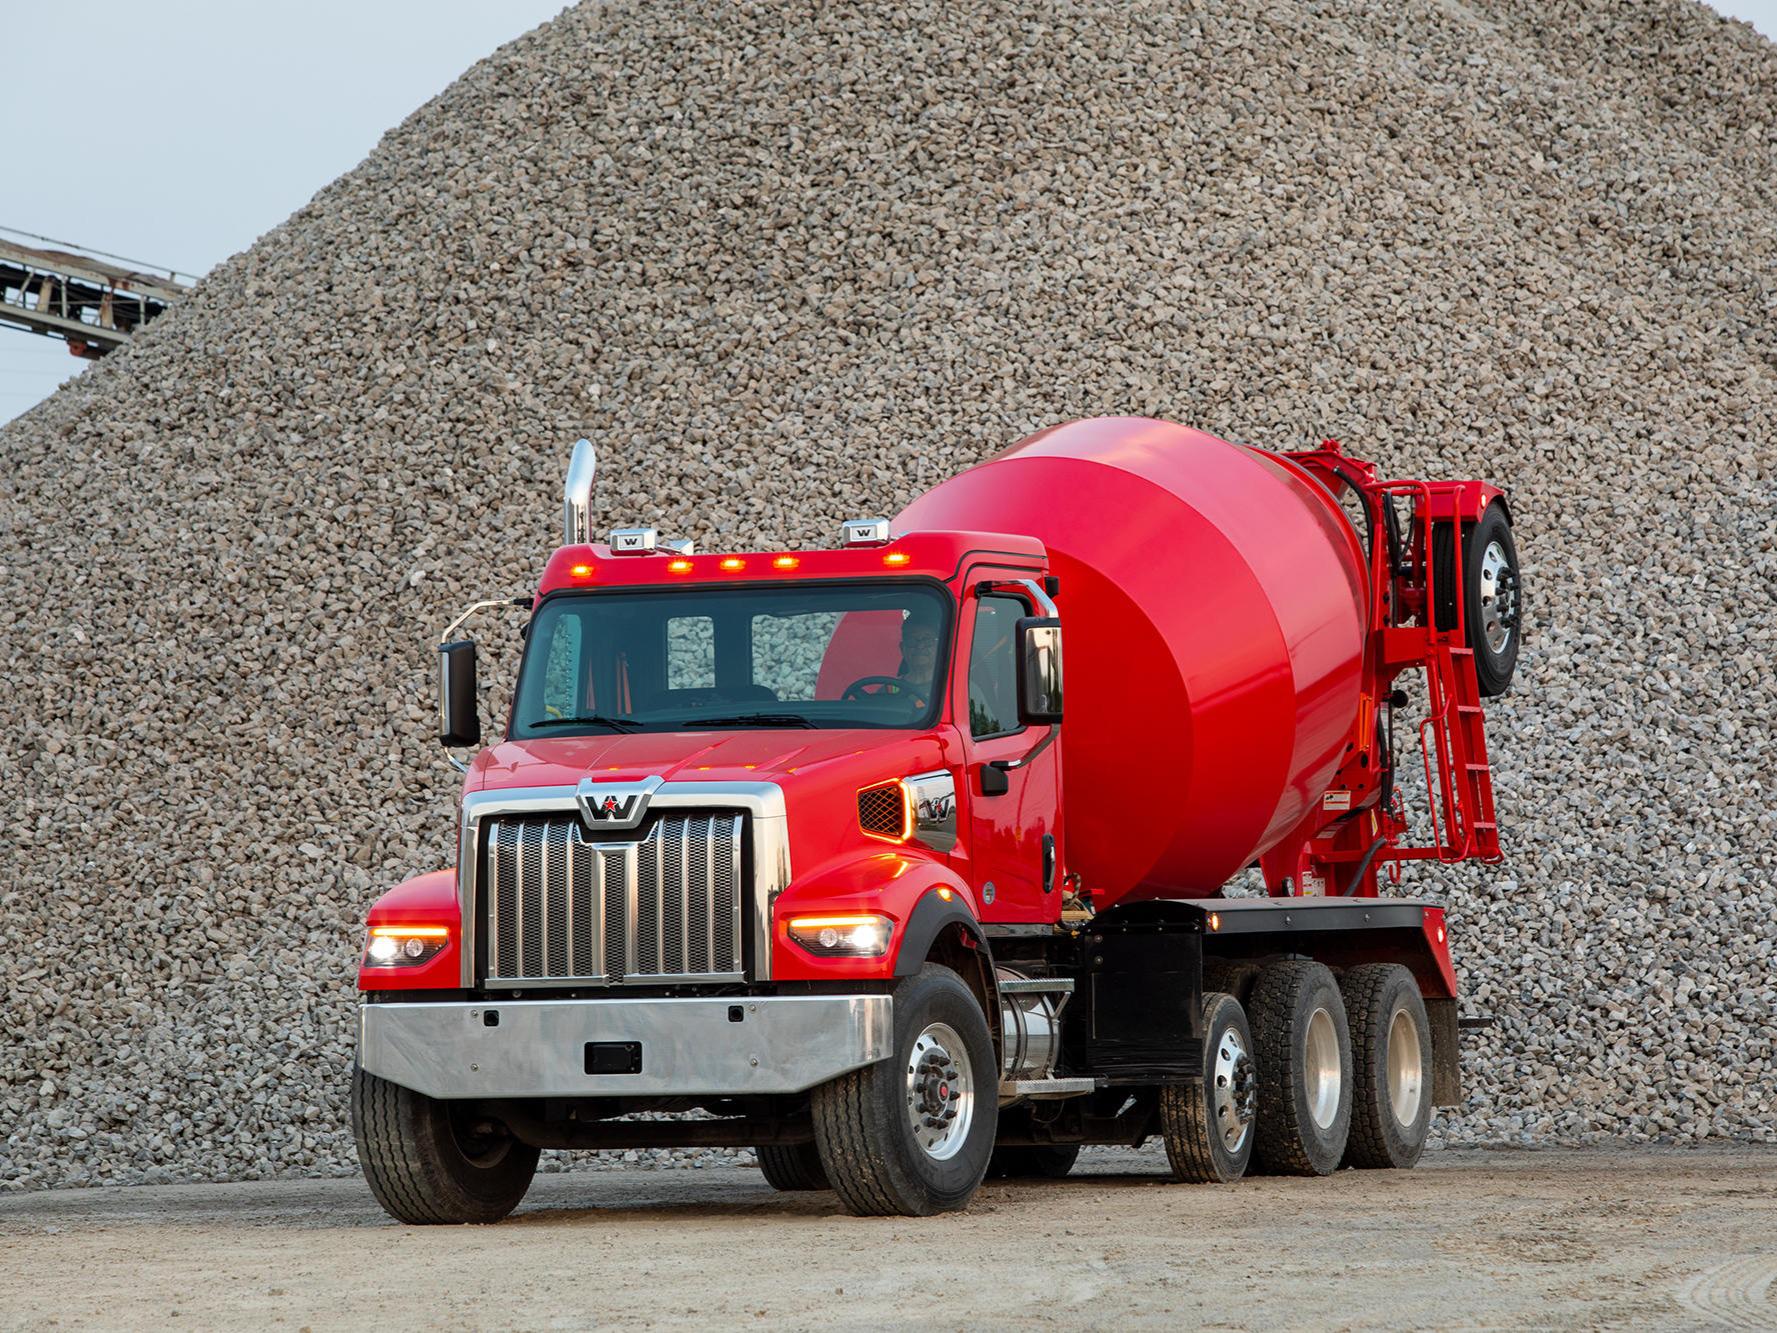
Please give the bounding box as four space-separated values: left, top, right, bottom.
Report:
575 775 663 831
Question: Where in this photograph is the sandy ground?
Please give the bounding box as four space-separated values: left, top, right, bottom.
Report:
2 1147 1774 1331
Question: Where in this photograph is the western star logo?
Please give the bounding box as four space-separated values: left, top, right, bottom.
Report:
575 775 663 830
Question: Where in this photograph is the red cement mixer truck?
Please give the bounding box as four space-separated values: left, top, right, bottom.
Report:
351 417 1521 1221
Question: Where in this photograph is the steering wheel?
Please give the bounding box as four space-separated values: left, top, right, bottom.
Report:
841 674 926 708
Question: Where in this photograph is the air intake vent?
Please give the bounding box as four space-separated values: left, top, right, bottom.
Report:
857 781 908 841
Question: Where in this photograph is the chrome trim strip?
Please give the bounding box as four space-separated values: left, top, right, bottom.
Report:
457 780 790 987
360 994 893 1099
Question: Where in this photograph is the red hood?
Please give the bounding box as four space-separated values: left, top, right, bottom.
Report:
470 728 954 795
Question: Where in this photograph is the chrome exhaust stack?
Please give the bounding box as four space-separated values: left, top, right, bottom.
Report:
563 438 597 544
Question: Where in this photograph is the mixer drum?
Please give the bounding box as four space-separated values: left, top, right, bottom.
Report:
896 417 1369 902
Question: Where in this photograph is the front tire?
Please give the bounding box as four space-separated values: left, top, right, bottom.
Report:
1248 961 1354 1176
756 1141 831 1191
1340 964 1433 1169
351 1063 539 1224
811 965 998 1216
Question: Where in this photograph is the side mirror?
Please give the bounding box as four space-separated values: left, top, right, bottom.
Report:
439 640 481 748
1015 617 1063 725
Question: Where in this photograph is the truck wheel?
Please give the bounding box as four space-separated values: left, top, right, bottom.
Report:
1160 991 1256 1184
1248 961 1353 1176
987 1144 1081 1179
351 1063 538 1224
1340 964 1433 1169
1433 502 1521 696
755 1142 831 1191
1465 500 1521 696
810 964 997 1216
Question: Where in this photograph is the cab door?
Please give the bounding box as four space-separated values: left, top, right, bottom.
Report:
952 573 1062 923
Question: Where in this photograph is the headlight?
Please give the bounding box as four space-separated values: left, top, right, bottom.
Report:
363 924 450 967
786 914 894 958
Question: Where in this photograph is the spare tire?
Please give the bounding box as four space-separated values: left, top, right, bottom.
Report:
1432 500 1521 696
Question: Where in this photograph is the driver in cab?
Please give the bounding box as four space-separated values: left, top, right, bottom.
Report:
889 607 939 708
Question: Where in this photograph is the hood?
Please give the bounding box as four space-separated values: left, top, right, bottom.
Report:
470 727 953 797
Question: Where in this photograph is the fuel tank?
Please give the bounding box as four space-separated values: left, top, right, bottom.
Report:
896 417 1368 903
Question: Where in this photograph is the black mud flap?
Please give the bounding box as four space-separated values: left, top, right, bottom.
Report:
1426 997 1462 1106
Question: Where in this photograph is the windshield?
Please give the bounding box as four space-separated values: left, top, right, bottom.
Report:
510 582 952 736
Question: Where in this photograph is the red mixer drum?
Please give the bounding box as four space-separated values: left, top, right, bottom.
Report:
897 417 1369 903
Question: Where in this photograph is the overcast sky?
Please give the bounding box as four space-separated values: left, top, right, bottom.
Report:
3 0 1773 424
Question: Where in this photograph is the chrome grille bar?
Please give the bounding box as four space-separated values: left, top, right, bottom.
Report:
482 811 747 987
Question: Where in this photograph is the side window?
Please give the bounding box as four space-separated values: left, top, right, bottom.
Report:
540 615 583 718
968 594 1024 739
666 616 715 689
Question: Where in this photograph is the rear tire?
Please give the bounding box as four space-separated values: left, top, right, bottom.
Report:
811 965 997 1216
351 1063 539 1224
987 1144 1081 1179
1248 962 1353 1176
756 1141 831 1191
1340 964 1433 1169
1161 991 1257 1184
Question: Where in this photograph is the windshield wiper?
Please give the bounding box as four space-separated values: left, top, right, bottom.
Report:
529 715 645 733
680 712 818 729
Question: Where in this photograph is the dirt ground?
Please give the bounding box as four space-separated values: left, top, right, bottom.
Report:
2 1146 1774 1331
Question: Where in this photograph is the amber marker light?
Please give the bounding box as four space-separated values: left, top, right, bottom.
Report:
720 557 746 572
937 887 954 902
772 555 800 570
883 551 911 566
570 563 594 578
1208 911 1221 932
857 778 913 843
667 558 693 573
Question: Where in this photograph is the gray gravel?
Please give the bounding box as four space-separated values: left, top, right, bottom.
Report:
3 0 1775 1191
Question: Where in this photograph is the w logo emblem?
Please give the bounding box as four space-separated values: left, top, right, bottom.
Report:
575 776 662 830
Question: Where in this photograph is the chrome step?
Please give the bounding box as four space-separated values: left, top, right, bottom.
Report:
998 977 1076 996
1000 1076 1096 1099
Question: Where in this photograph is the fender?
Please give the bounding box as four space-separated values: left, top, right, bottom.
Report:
357 868 461 991
893 889 992 978
770 851 982 982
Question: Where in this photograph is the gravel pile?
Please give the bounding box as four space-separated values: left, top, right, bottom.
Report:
4 0 1774 1190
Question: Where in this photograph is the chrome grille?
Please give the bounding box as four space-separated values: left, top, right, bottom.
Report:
481 811 746 985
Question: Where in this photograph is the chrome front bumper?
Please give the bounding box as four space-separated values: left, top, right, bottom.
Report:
358 994 894 1099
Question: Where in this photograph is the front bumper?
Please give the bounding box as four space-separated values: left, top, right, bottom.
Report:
358 994 894 1099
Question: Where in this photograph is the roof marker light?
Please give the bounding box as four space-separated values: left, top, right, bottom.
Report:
570 563 594 578
772 555 800 570
841 518 892 547
884 551 911 566
720 557 746 572
667 558 693 573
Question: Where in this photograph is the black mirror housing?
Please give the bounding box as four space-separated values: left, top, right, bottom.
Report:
1015 616 1063 725
439 640 481 747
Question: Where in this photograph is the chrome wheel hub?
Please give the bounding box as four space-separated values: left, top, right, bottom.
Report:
907 1022 974 1161
1304 1006 1343 1131
1387 1006 1424 1127
1478 539 1518 655
1211 1027 1258 1152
